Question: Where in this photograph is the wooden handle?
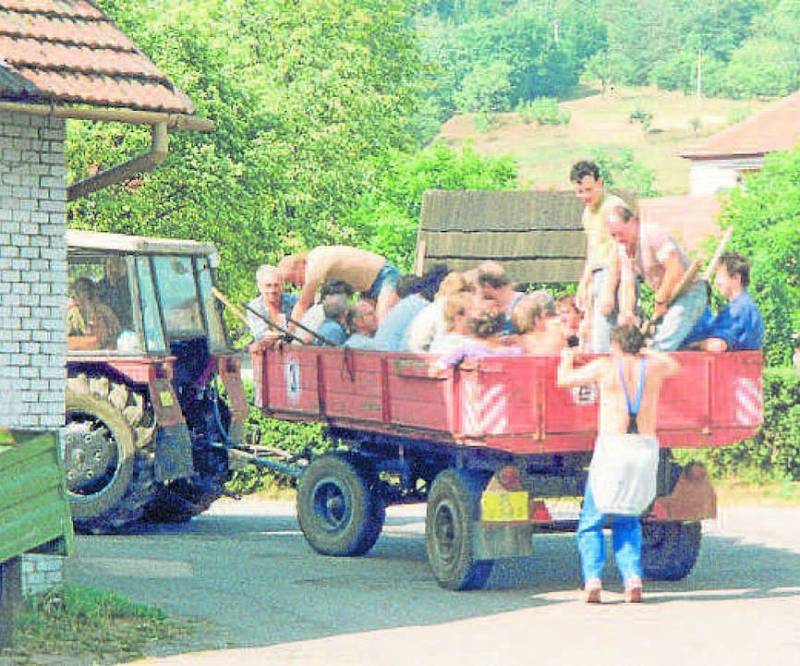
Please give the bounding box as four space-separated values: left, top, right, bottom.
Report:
211 287 249 326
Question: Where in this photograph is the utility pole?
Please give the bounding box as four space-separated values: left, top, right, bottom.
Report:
696 49 703 112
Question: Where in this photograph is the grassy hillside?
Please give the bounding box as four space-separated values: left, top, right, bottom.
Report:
438 85 769 195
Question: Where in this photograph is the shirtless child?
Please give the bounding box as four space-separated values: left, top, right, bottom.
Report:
557 324 680 603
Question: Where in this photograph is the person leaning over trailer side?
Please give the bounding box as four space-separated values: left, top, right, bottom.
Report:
607 205 707 350
557 324 680 603
278 246 400 326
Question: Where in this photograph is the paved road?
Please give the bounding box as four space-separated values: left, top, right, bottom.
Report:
65 499 800 666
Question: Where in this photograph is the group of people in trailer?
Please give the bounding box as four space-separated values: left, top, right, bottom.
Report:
247 160 764 362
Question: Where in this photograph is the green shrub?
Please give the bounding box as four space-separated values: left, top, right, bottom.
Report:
227 379 332 494
720 148 800 366
628 107 653 131
676 368 800 481
516 97 571 126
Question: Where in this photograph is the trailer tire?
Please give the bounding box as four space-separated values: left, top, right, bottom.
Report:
426 469 493 591
642 521 702 581
297 453 384 557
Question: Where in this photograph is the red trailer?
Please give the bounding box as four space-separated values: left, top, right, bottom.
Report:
251 346 763 589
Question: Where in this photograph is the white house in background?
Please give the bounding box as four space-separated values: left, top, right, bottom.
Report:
679 90 800 195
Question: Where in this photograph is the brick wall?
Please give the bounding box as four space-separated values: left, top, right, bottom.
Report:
21 554 64 598
0 110 67 430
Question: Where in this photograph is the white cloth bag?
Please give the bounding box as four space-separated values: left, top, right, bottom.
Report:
588 434 659 515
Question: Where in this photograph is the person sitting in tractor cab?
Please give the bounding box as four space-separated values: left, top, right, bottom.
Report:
97 256 132 329
67 277 121 351
681 252 764 352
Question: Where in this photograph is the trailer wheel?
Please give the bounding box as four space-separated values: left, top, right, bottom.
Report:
642 521 702 581
426 469 493 591
297 454 384 557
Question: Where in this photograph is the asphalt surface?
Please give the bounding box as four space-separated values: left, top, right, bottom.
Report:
64 499 800 666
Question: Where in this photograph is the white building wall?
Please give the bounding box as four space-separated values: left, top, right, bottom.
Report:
689 156 765 195
0 110 67 430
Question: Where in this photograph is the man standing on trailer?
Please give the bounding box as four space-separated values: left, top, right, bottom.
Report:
570 160 628 352
557 324 680 603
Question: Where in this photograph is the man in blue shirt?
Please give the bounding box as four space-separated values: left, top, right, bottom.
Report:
682 252 763 352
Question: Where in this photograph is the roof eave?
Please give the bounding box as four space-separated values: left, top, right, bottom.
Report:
0 99 214 132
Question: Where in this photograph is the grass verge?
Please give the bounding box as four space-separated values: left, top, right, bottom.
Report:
714 479 800 507
1 585 191 666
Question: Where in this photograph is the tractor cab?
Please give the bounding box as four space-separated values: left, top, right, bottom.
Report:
63 230 247 533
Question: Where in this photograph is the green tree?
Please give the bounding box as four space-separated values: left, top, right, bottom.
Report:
348 142 518 270
723 37 798 98
719 148 800 366
454 60 514 114
72 0 426 302
590 147 658 197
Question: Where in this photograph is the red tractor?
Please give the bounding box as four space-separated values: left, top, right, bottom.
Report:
63 230 248 533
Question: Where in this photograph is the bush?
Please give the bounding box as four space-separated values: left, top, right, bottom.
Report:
628 107 653 131
516 97 571 126
227 379 332 494
719 148 800 366
590 147 658 197
676 369 800 481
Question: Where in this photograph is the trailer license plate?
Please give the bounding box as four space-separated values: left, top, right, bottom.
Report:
481 491 529 522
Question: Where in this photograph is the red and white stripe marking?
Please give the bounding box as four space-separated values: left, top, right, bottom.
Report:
463 382 508 436
734 377 762 426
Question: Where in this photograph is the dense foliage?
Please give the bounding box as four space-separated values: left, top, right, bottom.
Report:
717 147 800 367
74 0 427 302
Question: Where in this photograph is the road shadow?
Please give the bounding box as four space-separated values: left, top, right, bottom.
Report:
66 505 800 658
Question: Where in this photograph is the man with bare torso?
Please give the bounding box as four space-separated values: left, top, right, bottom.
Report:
278 246 400 326
557 324 680 603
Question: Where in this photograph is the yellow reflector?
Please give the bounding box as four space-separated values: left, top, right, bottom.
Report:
159 391 174 407
481 490 529 522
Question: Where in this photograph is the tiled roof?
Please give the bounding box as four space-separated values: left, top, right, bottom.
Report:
679 90 800 159
0 0 195 114
639 195 722 253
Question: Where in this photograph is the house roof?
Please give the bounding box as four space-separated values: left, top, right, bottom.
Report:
418 190 586 283
638 195 722 254
679 90 800 159
0 0 195 115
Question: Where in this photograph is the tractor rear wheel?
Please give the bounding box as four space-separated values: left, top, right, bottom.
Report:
426 469 494 590
62 374 157 533
297 453 385 556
